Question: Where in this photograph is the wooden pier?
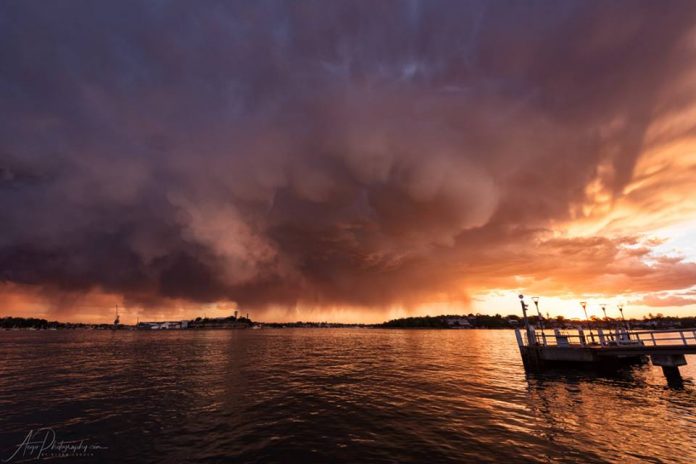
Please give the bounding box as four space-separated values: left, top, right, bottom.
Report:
515 297 696 386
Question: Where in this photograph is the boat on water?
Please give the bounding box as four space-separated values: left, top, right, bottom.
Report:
112 305 121 330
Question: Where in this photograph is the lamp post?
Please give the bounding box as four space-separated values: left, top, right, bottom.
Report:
618 304 629 330
600 304 608 342
581 301 595 344
519 294 534 345
532 296 546 345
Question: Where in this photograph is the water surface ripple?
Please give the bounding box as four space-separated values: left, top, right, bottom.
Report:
1 329 694 463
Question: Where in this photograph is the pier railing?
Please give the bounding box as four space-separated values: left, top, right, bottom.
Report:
516 326 696 348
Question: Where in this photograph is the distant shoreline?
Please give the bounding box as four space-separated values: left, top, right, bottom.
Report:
3 314 695 331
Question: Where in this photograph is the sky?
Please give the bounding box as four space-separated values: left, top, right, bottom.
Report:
1 1 696 324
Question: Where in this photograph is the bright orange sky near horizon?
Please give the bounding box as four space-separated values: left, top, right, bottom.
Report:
2 2 696 324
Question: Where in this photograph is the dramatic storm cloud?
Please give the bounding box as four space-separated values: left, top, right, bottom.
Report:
2 1 696 321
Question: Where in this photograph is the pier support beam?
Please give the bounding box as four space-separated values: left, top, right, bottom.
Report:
651 354 686 387
660 366 683 388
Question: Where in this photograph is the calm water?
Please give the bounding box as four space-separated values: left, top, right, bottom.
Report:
1 329 695 463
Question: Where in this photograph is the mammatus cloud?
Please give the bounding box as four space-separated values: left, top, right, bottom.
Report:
2 1 696 321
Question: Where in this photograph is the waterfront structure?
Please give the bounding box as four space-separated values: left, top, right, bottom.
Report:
444 317 472 328
515 295 696 386
136 312 251 330
137 320 189 330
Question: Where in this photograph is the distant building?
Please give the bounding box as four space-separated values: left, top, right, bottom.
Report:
445 317 472 328
137 320 188 330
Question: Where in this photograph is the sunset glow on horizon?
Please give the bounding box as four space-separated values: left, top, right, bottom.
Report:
2 2 696 323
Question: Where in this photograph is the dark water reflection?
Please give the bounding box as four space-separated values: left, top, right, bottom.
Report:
1 329 694 463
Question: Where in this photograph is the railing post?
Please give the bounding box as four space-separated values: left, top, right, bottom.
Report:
529 327 536 346
680 330 688 346
650 332 656 345
598 329 606 346
578 328 586 346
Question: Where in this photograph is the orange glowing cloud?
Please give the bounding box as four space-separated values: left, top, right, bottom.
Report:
2 2 696 322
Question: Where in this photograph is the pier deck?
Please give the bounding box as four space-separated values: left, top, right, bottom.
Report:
515 326 696 385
